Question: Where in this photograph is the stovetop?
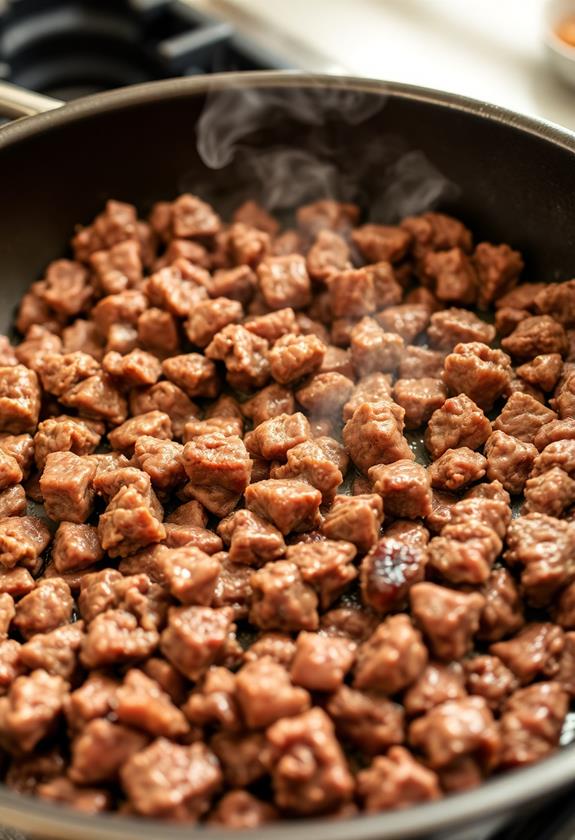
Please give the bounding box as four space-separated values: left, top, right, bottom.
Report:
0 2 572 839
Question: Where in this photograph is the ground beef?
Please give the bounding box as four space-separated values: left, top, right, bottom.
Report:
3 191 575 824
425 394 492 459
357 747 440 812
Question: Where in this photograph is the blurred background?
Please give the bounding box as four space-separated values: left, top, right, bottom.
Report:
2 0 575 131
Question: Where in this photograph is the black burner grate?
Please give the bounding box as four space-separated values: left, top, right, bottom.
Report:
0 0 291 100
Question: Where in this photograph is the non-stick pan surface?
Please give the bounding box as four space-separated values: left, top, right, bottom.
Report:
0 72 574 840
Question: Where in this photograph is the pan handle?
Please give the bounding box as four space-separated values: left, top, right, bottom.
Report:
0 80 63 120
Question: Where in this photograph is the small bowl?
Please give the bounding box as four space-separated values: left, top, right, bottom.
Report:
543 0 575 88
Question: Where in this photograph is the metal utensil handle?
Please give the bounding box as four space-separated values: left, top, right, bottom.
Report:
0 80 63 119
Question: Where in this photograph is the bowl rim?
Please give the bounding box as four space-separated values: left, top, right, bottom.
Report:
0 70 574 840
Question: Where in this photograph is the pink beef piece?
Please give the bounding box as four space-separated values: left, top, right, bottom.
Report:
208 791 276 828
0 592 14 640
160 605 234 680
425 394 491 459
403 662 466 717
290 631 355 692
0 451 21 492
205 324 270 391
0 337 17 367
14 578 73 639
61 320 104 360
40 452 96 523
328 267 378 318
0 486 26 519
343 372 393 421
34 415 101 470
0 515 50 569
105 323 137 354
245 479 321 534
244 412 310 461
491 623 565 684
369 460 432 519
210 729 266 787
360 536 427 614
493 391 557 444
0 567 34 597
250 560 319 632
270 437 346 503
19 622 85 680
235 657 310 728
61 372 128 426
183 665 241 731
115 668 188 737
473 242 524 306
427 519 502 586
78 570 165 631
182 433 251 516
321 494 383 553
484 431 537 494
0 669 69 752
306 229 350 281
504 513 575 606
326 684 404 755
102 349 161 388
243 383 295 427
0 640 26 693
502 315 568 360
495 306 530 337
52 523 103 573
499 682 568 768
428 447 487 491
478 567 524 642
244 633 296 668
161 353 219 399
37 776 111 814
354 614 427 694
344 402 412 473
357 746 440 812
268 333 325 385
0 366 41 434
137 308 180 357
401 211 472 257
265 707 353 815
245 307 299 343
80 609 159 668
463 655 518 711
256 255 311 310
226 222 271 267
523 467 575 517
296 371 354 418
409 696 500 772
376 303 430 343
352 224 411 263
185 297 243 349
233 199 279 236
91 290 148 338
64 672 120 731
39 259 92 315
427 308 495 351
15 326 62 373
146 260 209 317
531 439 575 477
410 582 485 660
108 411 172 454
217 509 285 566
207 265 257 305
121 737 221 819
398 347 445 380
69 718 147 785
133 436 185 491
350 317 404 375
158 545 220 605
98 485 165 558
211 555 253 619
130 381 199 439
423 248 478 304
516 353 563 392
286 539 357 609
534 279 575 327
443 342 512 410
393 378 446 430
90 240 142 295
183 416 243 441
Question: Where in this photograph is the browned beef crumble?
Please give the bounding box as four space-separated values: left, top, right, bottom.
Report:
0 193 572 825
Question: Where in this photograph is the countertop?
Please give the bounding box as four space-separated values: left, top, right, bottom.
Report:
192 0 575 133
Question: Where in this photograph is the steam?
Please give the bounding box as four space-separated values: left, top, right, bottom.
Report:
192 83 458 220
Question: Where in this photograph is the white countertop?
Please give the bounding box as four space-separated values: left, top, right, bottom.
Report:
197 0 575 133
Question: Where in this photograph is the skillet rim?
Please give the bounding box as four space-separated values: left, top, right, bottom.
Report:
0 69 573 840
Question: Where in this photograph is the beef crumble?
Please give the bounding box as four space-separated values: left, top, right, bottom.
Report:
0 193 572 824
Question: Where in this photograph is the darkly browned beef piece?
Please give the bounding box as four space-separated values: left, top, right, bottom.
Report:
2 191 574 823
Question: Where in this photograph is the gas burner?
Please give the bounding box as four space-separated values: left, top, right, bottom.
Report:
0 0 292 100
